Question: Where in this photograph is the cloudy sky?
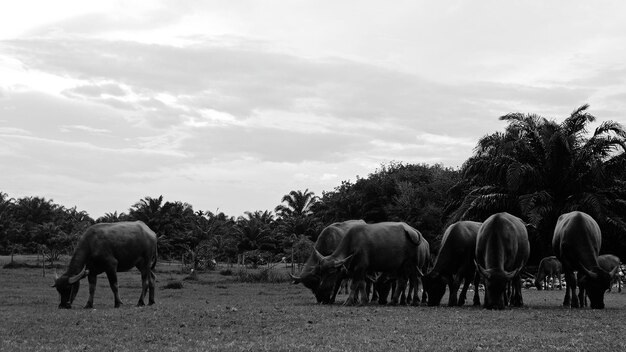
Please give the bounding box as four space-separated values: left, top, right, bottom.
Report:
1 1 626 218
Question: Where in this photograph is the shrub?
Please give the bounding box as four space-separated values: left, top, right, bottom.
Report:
233 268 289 283
219 269 233 276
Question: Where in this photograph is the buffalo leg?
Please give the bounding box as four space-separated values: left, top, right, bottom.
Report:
148 270 156 305
472 272 481 306
330 279 343 304
390 277 407 305
412 277 422 306
563 271 578 308
344 278 360 306
510 276 523 307
448 274 462 306
138 269 149 306
105 269 123 308
84 274 97 309
577 272 587 307
456 277 471 307
399 279 408 305
357 280 368 306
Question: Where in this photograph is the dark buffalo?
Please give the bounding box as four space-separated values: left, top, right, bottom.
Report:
52 221 158 309
375 231 430 306
291 220 365 303
598 254 621 293
475 212 530 310
553 211 616 309
316 222 422 306
534 256 562 290
422 221 482 307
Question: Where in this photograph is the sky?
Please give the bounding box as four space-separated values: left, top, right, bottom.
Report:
1 1 626 219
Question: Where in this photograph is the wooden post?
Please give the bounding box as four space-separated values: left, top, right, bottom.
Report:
42 249 46 277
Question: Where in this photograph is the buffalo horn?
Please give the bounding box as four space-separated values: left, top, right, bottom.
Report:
415 265 424 277
68 268 87 284
334 254 354 268
474 260 491 279
314 249 324 261
579 265 598 280
290 273 302 284
502 267 521 280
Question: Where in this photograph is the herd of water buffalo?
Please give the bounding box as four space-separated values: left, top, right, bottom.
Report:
291 211 620 310
50 210 620 310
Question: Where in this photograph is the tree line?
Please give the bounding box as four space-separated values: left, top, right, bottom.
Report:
1 105 625 265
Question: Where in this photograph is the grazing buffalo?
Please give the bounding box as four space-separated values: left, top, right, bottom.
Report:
290 220 365 303
52 221 158 309
475 213 530 310
316 222 423 306
598 254 621 293
553 211 616 309
534 256 562 290
375 232 430 306
422 221 482 307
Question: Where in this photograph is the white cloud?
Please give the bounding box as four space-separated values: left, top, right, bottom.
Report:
1 1 626 217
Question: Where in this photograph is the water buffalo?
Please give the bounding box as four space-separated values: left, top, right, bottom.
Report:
290 220 365 304
316 222 423 306
374 231 430 306
553 211 616 309
475 212 530 310
422 221 482 307
52 221 158 309
598 254 621 293
534 256 562 290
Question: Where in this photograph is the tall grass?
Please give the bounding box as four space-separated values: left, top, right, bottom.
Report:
233 267 290 283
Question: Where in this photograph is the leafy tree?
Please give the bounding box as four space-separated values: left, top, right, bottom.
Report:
449 105 626 260
317 162 460 247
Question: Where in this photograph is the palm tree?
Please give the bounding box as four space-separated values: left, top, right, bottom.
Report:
450 105 626 256
128 195 165 233
275 189 319 218
235 211 276 252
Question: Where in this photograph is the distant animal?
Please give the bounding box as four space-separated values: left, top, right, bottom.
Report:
316 222 423 306
422 221 482 307
475 213 530 310
553 211 617 309
534 256 562 291
598 254 621 293
290 220 365 304
375 231 430 306
52 221 158 309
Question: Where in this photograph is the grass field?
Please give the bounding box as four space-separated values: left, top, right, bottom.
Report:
2 257 626 351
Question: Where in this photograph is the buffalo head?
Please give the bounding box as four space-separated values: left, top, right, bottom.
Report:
52 268 88 309
476 261 519 310
422 272 447 306
579 266 617 309
316 250 353 304
290 272 331 303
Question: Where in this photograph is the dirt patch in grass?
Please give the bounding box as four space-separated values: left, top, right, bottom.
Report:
2 266 626 351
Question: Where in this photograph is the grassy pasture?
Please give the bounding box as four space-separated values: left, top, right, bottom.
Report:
2 257 626 351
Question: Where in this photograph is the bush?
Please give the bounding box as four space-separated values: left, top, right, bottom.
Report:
3 262 39 269
219 269 233 276
233 268 289 283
